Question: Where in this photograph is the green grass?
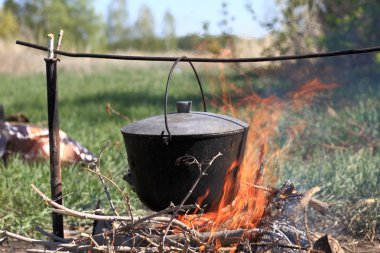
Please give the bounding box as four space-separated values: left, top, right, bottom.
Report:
0 65 379 239
277 84 380 239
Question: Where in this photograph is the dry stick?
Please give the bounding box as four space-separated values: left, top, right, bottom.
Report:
56 30 64 50
162 236 195 253
106 103 130 121
104 204 199 251
32 184 131 222
341 245 355 253
84 165 134 221
31 184 191 232
217 247 237 252
132 204 197 228
132 231 183 253
181 235 190 253
89 144 138 249
2 229 168 252
299 187 321 250
166 228 264 246
160 152 223 249
54 29 64 59
128 203 201 250
34 225 73 243
134 232 160 248
90 142 120 218
245 182 329 215
166 228 323 251
5 230 105 252
47 34 54 59
218 243 324 253
244 182 273 192
50 208 131 222
8 229 172 252
251 242 324 253
50 208 191 234
299 186 321 209
309 198 329 215
33 181 134 249
80 232 100 248
0 230 76 249
33 244 161 252
303 207 312 247
261 238 282 252
89 227 282 251
270 224 293 245
27 250 70 253
0 237 7 244
111 226 117 250
98 144 136 253
80 245 156 252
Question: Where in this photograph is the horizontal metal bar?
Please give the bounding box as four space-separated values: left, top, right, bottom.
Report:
16 40 380 63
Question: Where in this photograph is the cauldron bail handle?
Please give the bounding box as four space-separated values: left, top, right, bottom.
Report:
162 56 207 145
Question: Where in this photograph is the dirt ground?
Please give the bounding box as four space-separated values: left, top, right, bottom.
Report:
335 235 380 253
0 238 43 252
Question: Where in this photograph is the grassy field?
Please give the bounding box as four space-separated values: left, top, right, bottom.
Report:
0 62 379 240
0 64 218 236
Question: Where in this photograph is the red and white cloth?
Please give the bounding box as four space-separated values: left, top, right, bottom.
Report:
0 122 97 164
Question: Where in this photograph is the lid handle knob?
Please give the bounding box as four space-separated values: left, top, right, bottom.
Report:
176 101 192 113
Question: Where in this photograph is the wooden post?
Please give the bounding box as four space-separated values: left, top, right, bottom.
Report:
45 33 64 239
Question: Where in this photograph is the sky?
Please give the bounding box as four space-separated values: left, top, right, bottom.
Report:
95 0 279 38
0 0 280 39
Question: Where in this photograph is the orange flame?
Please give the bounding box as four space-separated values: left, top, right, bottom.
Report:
178 63 337 248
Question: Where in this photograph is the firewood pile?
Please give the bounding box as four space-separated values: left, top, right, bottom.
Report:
0 179 343 253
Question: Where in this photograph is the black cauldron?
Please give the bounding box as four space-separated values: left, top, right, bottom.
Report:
121 57 248 212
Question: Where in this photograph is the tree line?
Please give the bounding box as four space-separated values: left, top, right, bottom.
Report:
1 0 378 63
0 0 233 52
264 0 380 81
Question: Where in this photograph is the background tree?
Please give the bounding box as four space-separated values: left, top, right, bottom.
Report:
314 0 380 70
162 10 176 50
133 5 157 51
2 0 105 51
265 0 380 58
260 0 380 84
0 7 19 40
106 0 130 50
66 0 106 51
19 0 46 41
261 0 322 56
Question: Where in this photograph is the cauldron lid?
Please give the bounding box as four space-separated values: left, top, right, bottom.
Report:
121 112 248 137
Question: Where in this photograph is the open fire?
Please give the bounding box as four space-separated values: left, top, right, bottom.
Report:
178 77 337 247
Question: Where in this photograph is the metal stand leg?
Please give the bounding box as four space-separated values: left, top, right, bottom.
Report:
45 58 64 239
